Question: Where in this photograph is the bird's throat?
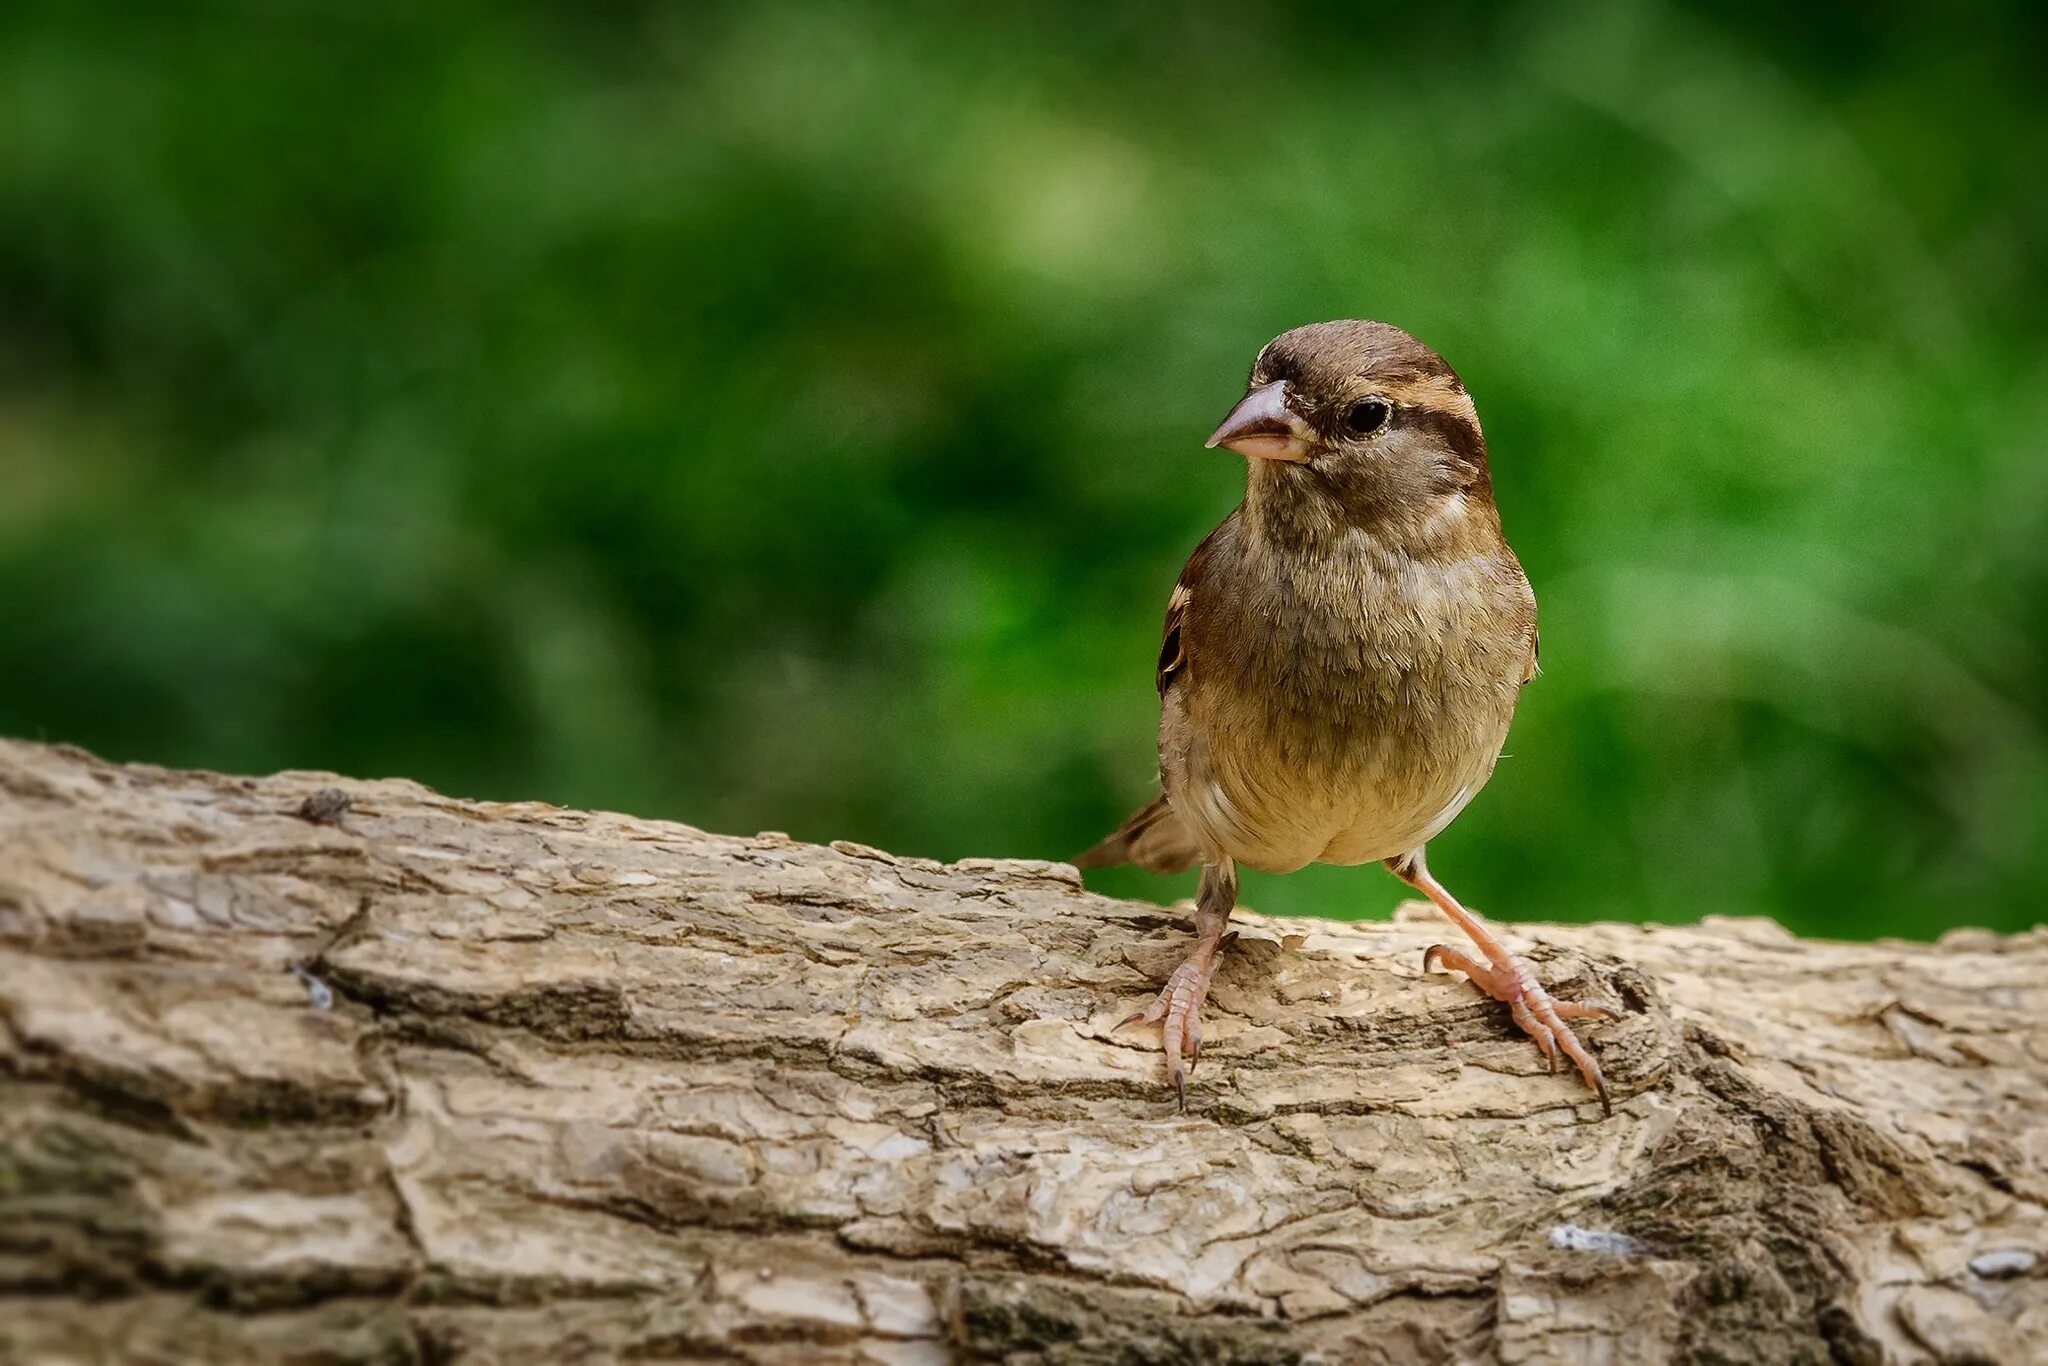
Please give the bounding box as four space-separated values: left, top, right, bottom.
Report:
1244 459 1494 563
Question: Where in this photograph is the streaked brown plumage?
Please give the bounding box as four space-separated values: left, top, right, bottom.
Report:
1078 320 1617 1110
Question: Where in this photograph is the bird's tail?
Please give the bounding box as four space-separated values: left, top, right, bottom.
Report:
1072 792 1200 874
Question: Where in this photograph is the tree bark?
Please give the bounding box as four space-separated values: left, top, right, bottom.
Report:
1 740 2044 1364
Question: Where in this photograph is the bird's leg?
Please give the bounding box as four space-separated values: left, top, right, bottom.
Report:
1386 848 1617 1114
1121 859 1237 1107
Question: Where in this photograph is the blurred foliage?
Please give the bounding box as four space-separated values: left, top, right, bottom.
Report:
2 1 2044 938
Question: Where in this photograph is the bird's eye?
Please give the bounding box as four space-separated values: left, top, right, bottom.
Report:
1344 397 1391 435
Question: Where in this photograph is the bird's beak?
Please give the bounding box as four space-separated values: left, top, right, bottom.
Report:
1204 380 1313 463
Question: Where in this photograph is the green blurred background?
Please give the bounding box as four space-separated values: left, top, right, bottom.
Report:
3 2 2044 939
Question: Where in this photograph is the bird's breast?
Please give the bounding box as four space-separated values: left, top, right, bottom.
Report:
1168 535 1531 871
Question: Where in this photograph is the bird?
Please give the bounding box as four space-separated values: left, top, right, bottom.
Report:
1076 319 1617 1111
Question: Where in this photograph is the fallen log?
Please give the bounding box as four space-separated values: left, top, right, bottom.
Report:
1 740 2043 1362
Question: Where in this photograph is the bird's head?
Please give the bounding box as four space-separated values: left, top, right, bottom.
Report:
1207 320 1493 536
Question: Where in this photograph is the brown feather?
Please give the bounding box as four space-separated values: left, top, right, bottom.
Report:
1072 792 1200 874
1155 522 1231 695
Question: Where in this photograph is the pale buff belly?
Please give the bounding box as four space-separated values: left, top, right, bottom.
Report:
1163 687 1512 874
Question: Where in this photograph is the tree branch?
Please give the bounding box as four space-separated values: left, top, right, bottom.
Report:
1 740 2043 1362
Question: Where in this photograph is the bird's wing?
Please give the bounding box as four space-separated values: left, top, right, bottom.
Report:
1074 526 1227 876
1156 583 1192 697
1156 522 1223 698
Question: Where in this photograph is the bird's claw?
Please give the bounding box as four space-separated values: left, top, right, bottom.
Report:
1426 942 1618 1115
1121 934 1229 1106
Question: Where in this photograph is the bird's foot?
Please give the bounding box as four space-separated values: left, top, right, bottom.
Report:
1423 944 1617 1114
1120 931 1235 1108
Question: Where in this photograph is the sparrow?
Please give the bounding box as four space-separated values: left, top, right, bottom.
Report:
1077 320 1617 1111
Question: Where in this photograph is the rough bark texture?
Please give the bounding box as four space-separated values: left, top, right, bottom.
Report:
1 740 2044 1364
